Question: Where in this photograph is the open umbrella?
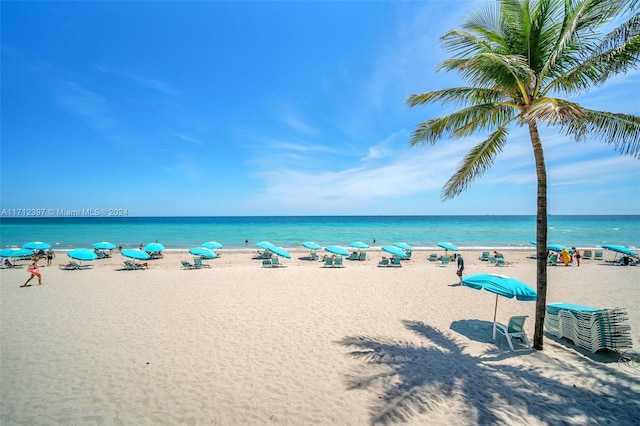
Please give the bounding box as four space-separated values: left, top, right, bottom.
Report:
122 249 151 260
462 273 537 338
382 245 409 258
437 242 459 252
92 242 116 250
350 241 369 249
0 248 34 260
189 247 218 259
23 241 51 250
394 242 413 251
202 241 223 250
601 244 638 258
67 248 98 265
267 246 291 259
303 241 322 250
256 241 276 251
325 246 350 256
144 242 165 253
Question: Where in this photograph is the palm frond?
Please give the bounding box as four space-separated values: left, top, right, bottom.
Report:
561 109 640 158
410 103 516 146
521 97 587 124
406 87 506 108
442 127 509 200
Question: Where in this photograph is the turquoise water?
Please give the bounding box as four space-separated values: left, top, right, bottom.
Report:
0 216 638 250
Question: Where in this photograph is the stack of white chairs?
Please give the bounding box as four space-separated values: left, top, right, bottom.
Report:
545 302 633 353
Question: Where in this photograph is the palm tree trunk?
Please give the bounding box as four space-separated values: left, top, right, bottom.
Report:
529 121 547 350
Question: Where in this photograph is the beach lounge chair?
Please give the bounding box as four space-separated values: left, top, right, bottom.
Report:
255 250 272 260
390 256 402 267
428 253 438 262
2 258 16 269
495 257 511 267
494 316 531 352
479 251 490 261
309 251 318 261
123 260 145 270
378 258 389 267
437 256 450 267
60 261 93 270
547 254 558 266
323 257 334 267
334 257 344 267
194 258 211 268
403 250 412 259
262 259 272 267
271 257 282 267
358 252 367 261
582 250 592 260
594 250 604 261
347 252 358 260
181 260 197 269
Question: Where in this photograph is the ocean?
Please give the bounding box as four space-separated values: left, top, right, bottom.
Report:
0 216 638 251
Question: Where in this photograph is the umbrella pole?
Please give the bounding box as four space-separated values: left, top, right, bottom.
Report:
492 294 499 339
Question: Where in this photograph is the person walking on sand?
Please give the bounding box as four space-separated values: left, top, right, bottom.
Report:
572 247 581 267
456 254 464 284
21 257 42 287
46 247 55 266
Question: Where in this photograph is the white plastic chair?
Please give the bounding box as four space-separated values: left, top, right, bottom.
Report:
494 315 532 352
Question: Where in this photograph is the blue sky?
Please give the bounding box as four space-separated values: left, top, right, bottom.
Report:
2 1 639 217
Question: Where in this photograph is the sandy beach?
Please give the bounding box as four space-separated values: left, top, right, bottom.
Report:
1 249 639 425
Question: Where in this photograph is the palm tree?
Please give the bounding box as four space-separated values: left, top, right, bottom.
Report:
407 0 640 350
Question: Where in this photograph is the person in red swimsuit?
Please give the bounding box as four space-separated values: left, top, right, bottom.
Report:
21 257 42 287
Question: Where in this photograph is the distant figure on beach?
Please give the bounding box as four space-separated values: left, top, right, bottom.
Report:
245 238 249 245
373 238 376 244
21 257 42 287
572 247 581 267
456 254 464 284
46 248 55 266
135 261 149 269
4 258 15 268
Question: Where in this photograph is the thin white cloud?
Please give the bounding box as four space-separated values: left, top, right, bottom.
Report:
53 80 113 129
176 134 204 146
95 65 179 95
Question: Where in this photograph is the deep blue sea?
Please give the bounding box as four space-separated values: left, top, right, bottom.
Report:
1 216 638 251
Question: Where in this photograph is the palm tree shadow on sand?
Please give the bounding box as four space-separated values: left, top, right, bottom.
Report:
337 320 640 425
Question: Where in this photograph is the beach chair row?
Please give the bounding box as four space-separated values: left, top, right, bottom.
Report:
544 303 633 353
180 258 211 269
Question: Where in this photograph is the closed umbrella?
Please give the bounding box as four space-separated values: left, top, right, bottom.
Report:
67 248 98 265
462 273 537 338
382 245 409 258
202 241 223 250
23 241 51 250
122 249 151 260
189 247 218 259
325 246 350 256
